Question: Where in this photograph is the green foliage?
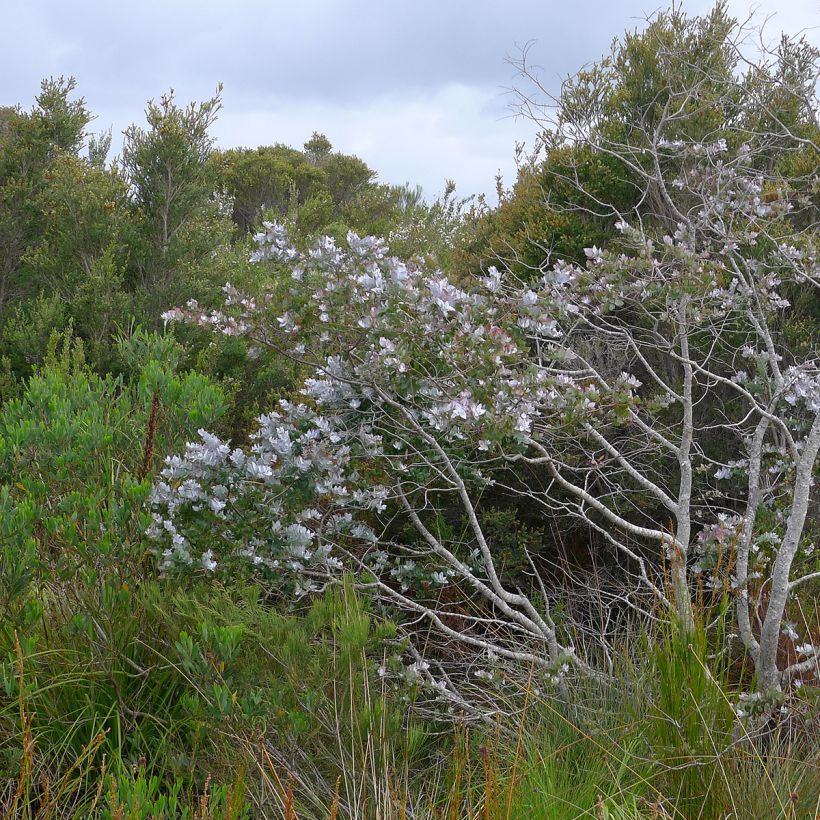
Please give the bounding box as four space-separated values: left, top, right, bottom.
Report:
213 144 327 235
0 356 18 404
121 86 250 326
122 87 222 282
103 767 250 819
638 619 736 817
166 578 414 780
0 78 443 406
21 152 129 301
212 132 378 241
0 8 818 817
0 330 225 640
597 4 737 145
0 332 413 811
0 294 68 381
0 571 414 816
303 131 332 164
0 78 245 380
504 727 648 819
433 613 819 819
478 507 549 582
70 248 132 371
320 151 377 211
211 132 442 253
0 77 92 314
455 144 636 282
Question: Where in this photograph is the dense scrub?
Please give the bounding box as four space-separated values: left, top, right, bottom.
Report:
1 4 818 817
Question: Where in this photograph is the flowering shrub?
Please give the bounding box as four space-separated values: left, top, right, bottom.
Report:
156 22 820 701
155 193 819 696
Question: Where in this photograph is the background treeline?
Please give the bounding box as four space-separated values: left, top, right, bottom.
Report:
0 80 468 415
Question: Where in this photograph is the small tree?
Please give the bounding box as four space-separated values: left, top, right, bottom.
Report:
508 3 820 694
0 77 92 313
122 86 222 291
304 131 333 165
156 6 819 701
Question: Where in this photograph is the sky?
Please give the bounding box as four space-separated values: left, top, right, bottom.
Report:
3 1 819 202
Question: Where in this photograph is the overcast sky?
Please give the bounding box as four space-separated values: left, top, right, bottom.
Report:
3 1 818 201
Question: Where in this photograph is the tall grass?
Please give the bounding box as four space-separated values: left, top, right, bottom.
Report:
3 606 819 818
2 538 817 819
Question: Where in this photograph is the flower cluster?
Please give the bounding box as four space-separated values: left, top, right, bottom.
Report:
149 399 387 593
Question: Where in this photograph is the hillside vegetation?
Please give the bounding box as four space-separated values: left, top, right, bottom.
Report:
0 5 818 818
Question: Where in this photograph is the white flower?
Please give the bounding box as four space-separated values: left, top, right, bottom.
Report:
161 308 184 327
617 372 642 389
209 497 226 514
285 523 314 548
448 393 486 421
245 459 274 480
781 622 799 641
484 266 503 292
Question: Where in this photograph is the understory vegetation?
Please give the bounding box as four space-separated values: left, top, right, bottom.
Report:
1 4 818 817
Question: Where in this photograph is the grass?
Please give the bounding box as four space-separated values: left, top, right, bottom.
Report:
2 607 819 818
1 544 817 820
0 556 820 820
